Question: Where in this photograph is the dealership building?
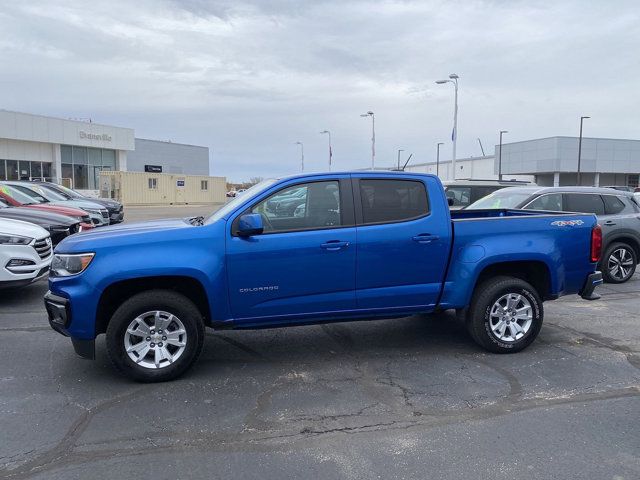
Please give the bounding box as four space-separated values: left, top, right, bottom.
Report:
406 136 640 189
0 110 211 194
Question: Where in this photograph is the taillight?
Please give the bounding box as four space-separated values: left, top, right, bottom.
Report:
590 224 602 263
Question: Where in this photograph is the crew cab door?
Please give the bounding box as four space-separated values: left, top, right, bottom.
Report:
353 175 451 311
226 177 356 322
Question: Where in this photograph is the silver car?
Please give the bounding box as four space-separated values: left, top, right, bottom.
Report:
5 182 110 227
468 186 640 283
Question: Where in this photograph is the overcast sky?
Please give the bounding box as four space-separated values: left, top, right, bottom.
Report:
1 0 639 182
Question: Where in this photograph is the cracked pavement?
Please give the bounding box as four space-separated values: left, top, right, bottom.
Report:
0 211 638 479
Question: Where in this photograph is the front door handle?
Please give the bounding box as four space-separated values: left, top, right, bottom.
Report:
604 221 616 226
321 240 350 251
412 234 439 244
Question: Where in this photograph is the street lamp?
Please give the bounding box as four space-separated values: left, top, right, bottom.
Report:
360 111 375 169
436 142 444 177
397 149 404 170
435 73 459 179
498 130 508 180
577 116 590 185
295 141 304 172
320 130 332 171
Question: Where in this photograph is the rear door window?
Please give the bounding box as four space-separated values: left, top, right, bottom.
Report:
359 179 429 224
472 186 500 203
524 193 563 211
445 186 471 207
563 193 605 215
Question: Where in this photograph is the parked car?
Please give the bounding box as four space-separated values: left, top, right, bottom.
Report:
226 190 237 198
236 188 247 196
2 182 109 226
444 179 535 209
0 198 83 245
468 186 640 283
0 218 52 288
0 184 94 228
32 182 124 224
46 172 602 382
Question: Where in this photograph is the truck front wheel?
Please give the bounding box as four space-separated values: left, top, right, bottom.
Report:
106 290 205 382
466 276 543 353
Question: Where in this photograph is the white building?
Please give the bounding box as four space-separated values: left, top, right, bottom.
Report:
0 110 210 194
405 136 640 188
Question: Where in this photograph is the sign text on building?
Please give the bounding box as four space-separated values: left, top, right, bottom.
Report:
79 131 112 142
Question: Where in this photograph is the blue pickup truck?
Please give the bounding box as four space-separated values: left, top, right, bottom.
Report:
45 172 603 382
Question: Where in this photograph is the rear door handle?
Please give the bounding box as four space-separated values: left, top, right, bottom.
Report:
320 240 350 251
412 234 439 244
604 221 616 226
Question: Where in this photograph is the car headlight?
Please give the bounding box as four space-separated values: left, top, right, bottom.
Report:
0 233 33 245
50 253 95 277
84 208 100 214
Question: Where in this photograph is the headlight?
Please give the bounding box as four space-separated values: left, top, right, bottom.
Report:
84 208 100 214
0 233 33 245
50 253 95 277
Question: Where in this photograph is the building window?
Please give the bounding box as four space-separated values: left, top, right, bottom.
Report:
201 180 208 190
148 178 158 189
60 145 117 190
629 174 639 189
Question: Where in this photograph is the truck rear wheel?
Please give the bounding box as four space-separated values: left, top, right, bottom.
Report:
466 276 543 353
106 290 205 382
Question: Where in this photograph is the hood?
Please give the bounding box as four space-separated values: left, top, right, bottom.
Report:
25 204 87 218
56 217 195 252
0 217 49 239
48 200 105 211
0 207 76 226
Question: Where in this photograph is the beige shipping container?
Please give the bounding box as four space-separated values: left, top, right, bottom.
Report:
99 171 227 206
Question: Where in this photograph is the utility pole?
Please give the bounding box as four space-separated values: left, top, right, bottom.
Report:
435 73 459 179
577 116 590 185
436 142 444 177
320 130 332 171
360 111 375 169
295 141 304 172
397 149 404 170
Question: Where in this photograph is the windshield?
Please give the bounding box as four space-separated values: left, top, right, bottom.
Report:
0 184 47 204
205 179 277 224
47 183 80 198
467 189 533 209
23 184 68 201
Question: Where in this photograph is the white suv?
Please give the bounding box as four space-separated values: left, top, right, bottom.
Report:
0 218 53 288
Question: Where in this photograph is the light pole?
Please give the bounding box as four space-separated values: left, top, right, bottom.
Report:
360 111 375 169
436 142 444 177
320 130 332 171
397 149 404 170
577 116 590 186
436 74 459 179
498 130 508 180
295 141 304 172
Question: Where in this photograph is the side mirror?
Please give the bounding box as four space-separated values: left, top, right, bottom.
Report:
447 197 454 207
237 213 264 237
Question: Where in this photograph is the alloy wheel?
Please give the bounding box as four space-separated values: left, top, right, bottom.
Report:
124 311 187 369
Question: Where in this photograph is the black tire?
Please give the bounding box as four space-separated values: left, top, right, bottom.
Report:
106 290 205 382
466 276 543 353
601 242 637 284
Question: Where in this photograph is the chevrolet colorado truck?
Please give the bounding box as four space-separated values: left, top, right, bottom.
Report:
45 172 603 382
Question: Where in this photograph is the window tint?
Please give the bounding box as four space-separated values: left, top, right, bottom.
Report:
445 186 471 207
602 195 629 215
524 193 563 211
251 181 341 233
360 179 428 224
563 193 605 215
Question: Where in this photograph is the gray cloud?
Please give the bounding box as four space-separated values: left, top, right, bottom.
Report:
1 0 639 181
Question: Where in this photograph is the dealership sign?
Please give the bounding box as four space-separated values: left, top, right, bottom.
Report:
144 165 163 173
79 131 112 142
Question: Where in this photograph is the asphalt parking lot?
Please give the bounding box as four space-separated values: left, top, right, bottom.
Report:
1 206 639 479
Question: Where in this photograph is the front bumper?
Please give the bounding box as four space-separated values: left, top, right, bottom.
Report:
109 208 124 223
44 291 95 359
580 271 603 300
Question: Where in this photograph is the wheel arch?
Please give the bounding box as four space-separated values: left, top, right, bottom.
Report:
95 275 212 336
473 260 552 301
